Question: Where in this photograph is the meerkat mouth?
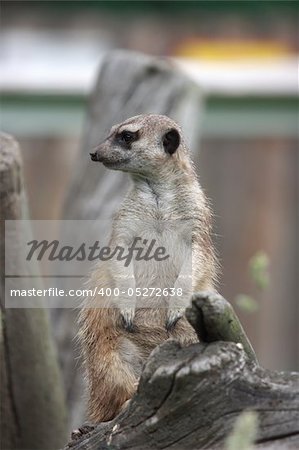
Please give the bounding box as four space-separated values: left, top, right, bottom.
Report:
103 158 131 168
90 153 130 167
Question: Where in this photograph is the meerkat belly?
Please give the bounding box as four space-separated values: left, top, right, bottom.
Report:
132 224 191 302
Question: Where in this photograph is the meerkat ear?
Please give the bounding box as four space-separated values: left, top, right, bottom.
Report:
162 129 180 155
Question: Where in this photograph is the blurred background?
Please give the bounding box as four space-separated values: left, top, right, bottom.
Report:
1 0 298 427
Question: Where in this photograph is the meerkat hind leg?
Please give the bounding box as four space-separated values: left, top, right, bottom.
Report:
88 338 142 423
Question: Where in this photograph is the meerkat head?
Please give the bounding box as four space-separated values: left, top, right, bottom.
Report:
90 114 191 178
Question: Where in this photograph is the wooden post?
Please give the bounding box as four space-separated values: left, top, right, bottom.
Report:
0 133 68 449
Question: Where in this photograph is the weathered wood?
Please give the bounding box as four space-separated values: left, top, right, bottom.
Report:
186 291 258 364
65 292 299 450
0 133 68 449
55 49 204 429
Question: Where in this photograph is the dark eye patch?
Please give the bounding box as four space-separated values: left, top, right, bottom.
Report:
115 130 139 148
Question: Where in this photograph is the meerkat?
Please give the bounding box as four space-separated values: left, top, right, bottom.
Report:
79 114 217 423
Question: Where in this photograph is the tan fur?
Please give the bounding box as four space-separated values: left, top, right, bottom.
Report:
79 114 217 423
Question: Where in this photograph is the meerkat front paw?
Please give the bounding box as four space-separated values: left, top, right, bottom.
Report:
165 308 184 331
120 308 136 332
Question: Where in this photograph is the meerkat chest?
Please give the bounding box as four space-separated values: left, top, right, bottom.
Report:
114 217 192 290
112 185 194 293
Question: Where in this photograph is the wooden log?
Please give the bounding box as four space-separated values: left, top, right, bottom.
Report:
65 292 299 450
56 49 204 428
186 291 258 364
0 133 68 449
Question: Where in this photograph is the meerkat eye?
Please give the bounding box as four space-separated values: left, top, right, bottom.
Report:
119 130 138 144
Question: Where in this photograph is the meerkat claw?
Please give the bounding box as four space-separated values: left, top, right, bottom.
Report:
120 308 136 332
165 308 184 331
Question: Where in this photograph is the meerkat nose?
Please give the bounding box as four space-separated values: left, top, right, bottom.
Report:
90 152 98 161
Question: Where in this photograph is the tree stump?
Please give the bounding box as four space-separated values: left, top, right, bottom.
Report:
65 293 299 450
0 133 68 449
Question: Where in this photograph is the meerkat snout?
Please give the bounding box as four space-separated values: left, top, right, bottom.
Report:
89 151 98 161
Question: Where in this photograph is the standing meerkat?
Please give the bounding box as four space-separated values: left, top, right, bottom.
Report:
79 114 217 423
